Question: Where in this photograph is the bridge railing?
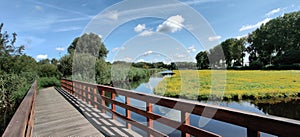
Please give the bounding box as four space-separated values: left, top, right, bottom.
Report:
61 79 300 137
2 80 37 137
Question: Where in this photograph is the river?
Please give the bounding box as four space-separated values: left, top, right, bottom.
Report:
111 75 300 137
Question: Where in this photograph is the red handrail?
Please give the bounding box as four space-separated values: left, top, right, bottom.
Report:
61 79 300 137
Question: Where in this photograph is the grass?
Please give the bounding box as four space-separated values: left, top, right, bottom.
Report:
154 70 300 100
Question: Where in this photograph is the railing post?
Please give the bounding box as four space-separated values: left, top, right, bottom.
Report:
111 92 116 120
93 87 98 109
247 129 260 137
125 96 131 129
88 86 91 105
100 89 106 113
147 102 153 137
181 111 190 137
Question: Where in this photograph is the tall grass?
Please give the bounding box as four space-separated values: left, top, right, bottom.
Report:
154 70 300 100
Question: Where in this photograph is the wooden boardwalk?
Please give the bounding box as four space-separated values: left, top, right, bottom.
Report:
33 87 142 137
33 87 103 136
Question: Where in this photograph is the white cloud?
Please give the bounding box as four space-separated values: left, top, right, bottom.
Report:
35 5 43 11
122 57 132 62
187 45 197 53
266 8 281 17
239 18 271 31
143 50 153 56
54 26 81 32
156 15 185 33
236 34 247 39
175 53 186 58
140 30 154 36
36 54 48 60
134 24 146 32
111 47 125 52
103 10 119 20
55 47 65 51
137 59 145 62
208 36 221 41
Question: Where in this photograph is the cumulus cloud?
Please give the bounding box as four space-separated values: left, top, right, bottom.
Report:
187 45 197 53
266 8 281 17
103 10 119 20
156 15 185 33
134 24 146 32
236 34 247 39
122 57 132 62
208 36 221 41
137 59 146 62
143 50 153 56
140 30 154 36
55 47 65 51
35 5 43 11
111 47 125 52
239 18 271 31
36 54 48 60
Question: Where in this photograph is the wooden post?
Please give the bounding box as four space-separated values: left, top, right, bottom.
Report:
101 89 105 113
247 129 260 137
88 86 91 105
146 102 153 137
93 88 97 109
181 112 190 137
111 92 116 120
125 96 131 129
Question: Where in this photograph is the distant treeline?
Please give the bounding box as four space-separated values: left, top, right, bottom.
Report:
196 11 300 70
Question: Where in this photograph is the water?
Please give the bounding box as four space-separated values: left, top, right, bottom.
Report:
112 75 300 137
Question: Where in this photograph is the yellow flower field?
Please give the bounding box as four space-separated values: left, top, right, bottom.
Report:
154 70 300 100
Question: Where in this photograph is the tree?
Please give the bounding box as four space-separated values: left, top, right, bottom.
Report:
74 33 108 59
58 55 72 77
195 51 209 69
247 11 300 66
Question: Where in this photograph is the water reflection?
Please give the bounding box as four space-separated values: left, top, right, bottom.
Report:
251 98 300 120
111 74 299 137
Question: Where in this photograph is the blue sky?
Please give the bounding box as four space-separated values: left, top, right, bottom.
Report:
1 0 300 63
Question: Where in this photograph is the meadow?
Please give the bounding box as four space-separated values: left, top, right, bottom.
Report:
154 70 300 100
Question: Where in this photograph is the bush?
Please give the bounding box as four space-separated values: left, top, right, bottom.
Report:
38 77 60 88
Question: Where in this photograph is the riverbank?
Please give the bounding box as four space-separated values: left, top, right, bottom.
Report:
154 70 300 100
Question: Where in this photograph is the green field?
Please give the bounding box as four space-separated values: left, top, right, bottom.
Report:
154 70 300 100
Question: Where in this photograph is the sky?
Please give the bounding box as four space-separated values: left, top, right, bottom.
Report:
1 0 300 63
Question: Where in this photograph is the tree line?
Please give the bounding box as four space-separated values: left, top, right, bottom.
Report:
196 11 300 70
0 23 62 134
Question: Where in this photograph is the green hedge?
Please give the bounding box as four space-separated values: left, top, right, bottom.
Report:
38 77 60 88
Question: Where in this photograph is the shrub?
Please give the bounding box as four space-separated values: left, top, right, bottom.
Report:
38 77 60 88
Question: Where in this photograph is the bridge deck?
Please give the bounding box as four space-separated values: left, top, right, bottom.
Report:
33 87 103 136
33 87 142 137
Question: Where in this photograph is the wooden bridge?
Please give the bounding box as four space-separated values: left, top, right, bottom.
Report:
2 79 300 137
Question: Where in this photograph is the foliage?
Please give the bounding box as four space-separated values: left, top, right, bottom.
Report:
58 54 72 77
197 11 300 69
196 51 209 69
155 70 300 101
96 59 111 85
247 11 300 66
38 77 60 88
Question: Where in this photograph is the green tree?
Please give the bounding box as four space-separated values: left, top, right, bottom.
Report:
195 51 209 69
247 11 300 66
58 55 73 77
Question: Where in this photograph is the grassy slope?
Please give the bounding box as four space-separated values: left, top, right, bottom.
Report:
154 70 300 100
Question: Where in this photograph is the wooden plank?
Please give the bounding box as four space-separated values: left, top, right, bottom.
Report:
33 87 103 136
